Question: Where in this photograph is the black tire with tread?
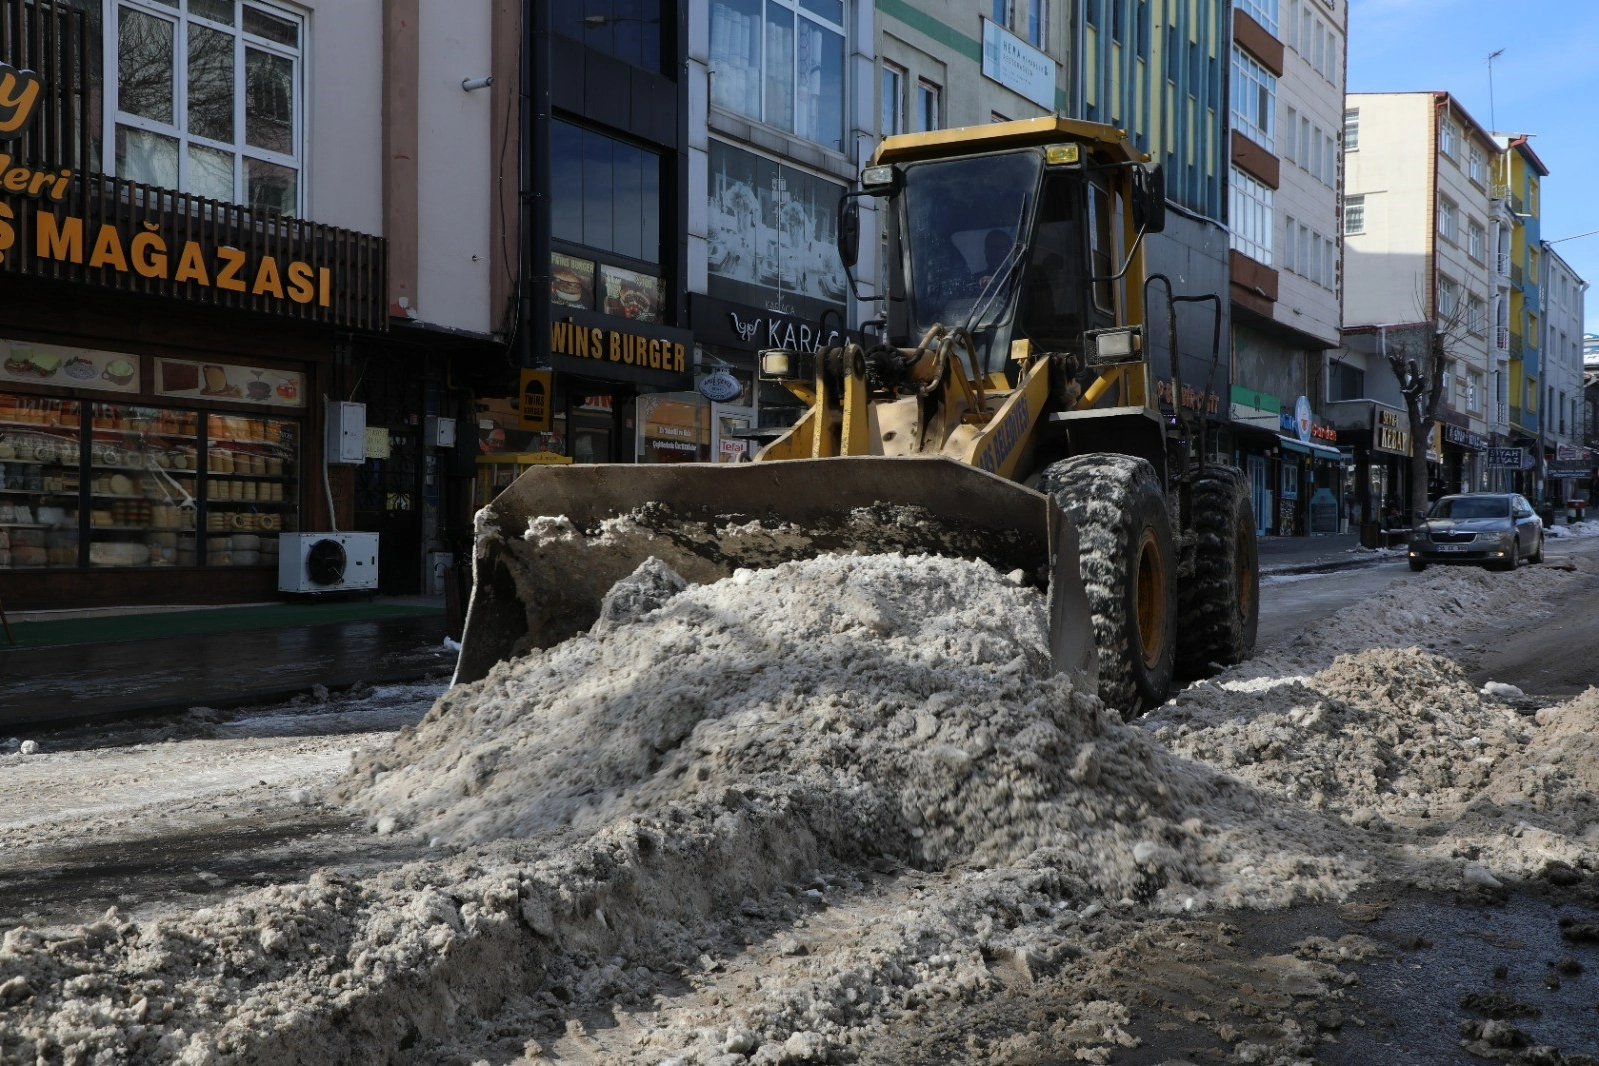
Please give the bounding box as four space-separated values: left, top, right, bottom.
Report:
1409 558 1427 572
1175 465 1260 679
1529 533 1544 564
1040 454 1177 716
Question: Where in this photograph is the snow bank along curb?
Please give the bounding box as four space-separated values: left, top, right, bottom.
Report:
2 551 1596 1064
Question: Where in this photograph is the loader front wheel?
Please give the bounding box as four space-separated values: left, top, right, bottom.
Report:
1176 465 1260 679
1041 454 1177 716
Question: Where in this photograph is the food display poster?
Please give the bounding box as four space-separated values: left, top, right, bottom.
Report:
600 264 663 323
550 253 596 310
154 358 306 408
1 339 142 394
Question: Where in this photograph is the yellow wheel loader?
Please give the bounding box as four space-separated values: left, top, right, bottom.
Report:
457 117 1259 714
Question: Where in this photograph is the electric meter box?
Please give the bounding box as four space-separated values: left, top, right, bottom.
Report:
326 401 367 464
424 415 458 448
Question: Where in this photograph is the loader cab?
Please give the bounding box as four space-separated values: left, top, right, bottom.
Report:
884 145 1124 382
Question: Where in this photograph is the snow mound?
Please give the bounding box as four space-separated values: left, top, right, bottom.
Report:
340 554 1355 906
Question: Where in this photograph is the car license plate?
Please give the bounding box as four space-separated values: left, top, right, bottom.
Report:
1436 544 1469 552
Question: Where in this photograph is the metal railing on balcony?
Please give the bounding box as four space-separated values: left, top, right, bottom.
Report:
1510 330 1523 356
1495 402 1510 427
1511 263 1524 286
1510 404 1524 428
1494 326 1510 351
1510 193 1525 216
1495 252 1511 277
1490 183 1510 201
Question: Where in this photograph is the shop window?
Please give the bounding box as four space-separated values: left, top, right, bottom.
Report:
706 138 848 313
709 0 845 152
0 393 84 570
0 391 300 570
552 0 664 73
202 412 299 567
109 0 304 214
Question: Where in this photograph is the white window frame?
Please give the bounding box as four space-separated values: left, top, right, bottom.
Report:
1236 0 1278 35
106 0 305 213
1230 46 1275 152
1468 220 1485 262
1283 105 1297 164
1343 107 1359 151
1467 293 1486 335
1468 144 1486 184
1467 369 1482 413
1437 274 1458 319
1343 194 1364 235
880 61 905 138
1438 197 1458 243
1229 165 1274 266
1440 119 1458 159
915 79 940 133
1284 214 1297 273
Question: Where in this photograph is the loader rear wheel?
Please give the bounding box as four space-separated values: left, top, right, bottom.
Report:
1041 454 1177 717
1176 465 1260 679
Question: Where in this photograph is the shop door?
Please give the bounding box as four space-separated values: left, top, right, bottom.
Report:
353 430 423 595
569 412 615 463
1247 455 1271 536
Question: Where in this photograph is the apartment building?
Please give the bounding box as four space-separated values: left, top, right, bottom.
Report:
1488 134 1549 498
1339 92 1497 517
1225 0 1349 537
1540 243 1589 504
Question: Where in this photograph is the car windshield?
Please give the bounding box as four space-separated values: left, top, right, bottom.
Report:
1428 496 1509 520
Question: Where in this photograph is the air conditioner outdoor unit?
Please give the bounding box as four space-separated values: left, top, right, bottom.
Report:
278 532 379 594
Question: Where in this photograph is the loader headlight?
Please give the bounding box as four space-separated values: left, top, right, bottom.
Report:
760 348 815 380
861 164 898 193
1085 326 1143 365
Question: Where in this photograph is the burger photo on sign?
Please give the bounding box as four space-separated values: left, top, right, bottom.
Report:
550 254 594 309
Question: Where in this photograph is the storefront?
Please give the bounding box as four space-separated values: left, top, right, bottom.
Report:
1440 421 1488 497
1326 399 1415 537
0 102 386 609
687 293 841 454
1230 391 1348 536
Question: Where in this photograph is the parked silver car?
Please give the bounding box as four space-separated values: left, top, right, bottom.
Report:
1408 493 1543 572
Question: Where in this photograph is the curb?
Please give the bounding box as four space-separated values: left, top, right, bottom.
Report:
1260 554 1402 578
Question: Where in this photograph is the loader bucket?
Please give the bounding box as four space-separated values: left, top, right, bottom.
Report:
455 456 1097 691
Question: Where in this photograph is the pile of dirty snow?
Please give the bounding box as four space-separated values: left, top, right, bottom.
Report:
341 554 1359 905
1 553 1370 1066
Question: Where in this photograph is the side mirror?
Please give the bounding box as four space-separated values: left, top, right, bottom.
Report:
1133 164 1167 234
837 198 860 270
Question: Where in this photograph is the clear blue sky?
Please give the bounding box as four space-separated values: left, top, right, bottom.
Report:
1347 0 1599 335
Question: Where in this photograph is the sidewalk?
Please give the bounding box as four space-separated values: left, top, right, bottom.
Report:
1256 532 1401 576
1 597 455 731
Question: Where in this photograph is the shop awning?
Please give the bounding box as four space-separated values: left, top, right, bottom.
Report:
1277 434 1351 462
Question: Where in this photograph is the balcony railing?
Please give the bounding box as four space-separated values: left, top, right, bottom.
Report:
1496 252 1511 277
1510 330 1523 356
1490 183 1510 201
1511 404 1524 427
1495 402 1510 426
1512 263 1524 286
1510 193 1525 216
1494 326 1510 351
